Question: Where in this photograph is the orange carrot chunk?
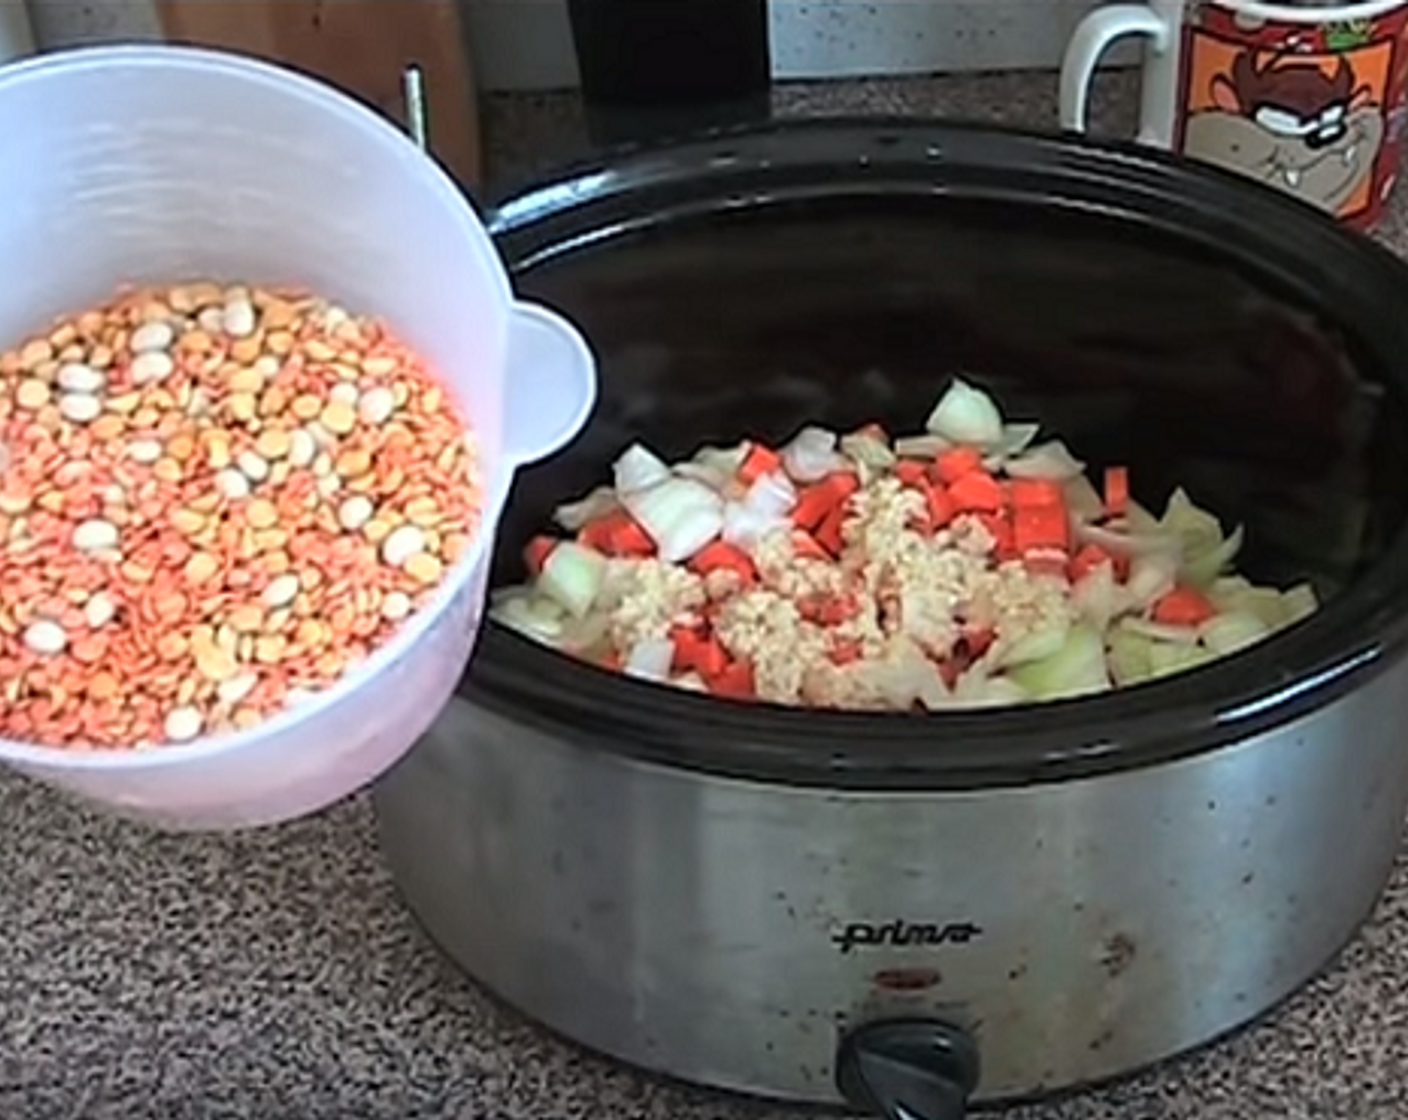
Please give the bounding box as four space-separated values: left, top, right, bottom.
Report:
578 510 655 557
1008 478 1064 509
1104 466 1130 517
711 660 756 700
895 461 930 489
1068 542 1114 583
688 540 757 584
829 637 864 665
792 530 832 561
976 511 1016 558
948 470 1004 513
926 484 956 530
1151 585 1216 627
814 505 847 556
1013 505 1070 554
935 446 984 484
738 442 782 485
524 535 558 575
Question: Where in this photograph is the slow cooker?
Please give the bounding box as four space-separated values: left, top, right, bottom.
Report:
374 120 1408 1120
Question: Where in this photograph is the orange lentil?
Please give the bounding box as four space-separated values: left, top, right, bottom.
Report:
0 280 482 749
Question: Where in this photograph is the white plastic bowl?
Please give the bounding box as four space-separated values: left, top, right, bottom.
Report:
0 45 597 830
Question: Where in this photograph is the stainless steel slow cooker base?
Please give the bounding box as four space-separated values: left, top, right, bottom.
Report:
374 661 1408 1109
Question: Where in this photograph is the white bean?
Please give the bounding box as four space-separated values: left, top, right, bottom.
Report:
216 468 252 500
381 525 427 568
131 351 175 385
222 298 257 338
130 321 174 353
57 362 104 394
84 592 117 629
262 573 301 610
71 518 119 553
217 673 259 707
337 495 374 531
58 393 101 424
358 386 396 426
380 591 413 622
22 619 67 656
287 428 317 469
126 438 164 464
163 705 204 743
236 450 270 483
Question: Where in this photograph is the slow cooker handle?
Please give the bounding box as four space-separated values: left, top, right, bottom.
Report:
835 1019 980 1120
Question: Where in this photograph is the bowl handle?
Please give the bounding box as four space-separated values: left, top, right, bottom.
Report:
502 301 599 466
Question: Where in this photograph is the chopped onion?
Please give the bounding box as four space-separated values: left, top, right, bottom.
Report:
557 610 612 657
674 460 732 490
1282 583 1319 625
1106 629 1154 687
622 477 725 563
554 486 620 532
1072 562 1120 631
1125 551 1178 607
490 590 567 641
1182 523 1245 589
950 669 1028 709
1212 583 1292 630
1148 640 1215 679
926 377 1004 446
1008 624 1110 700
994 622 1071 669
982 422 1041 469
894 433 952 459
537 541 607 618
1162 486 1223 552
1063 473 1105 524
1200 610 1270 655
722 501 789 550
1120 617 1200 644
840 429 896 476
624 638 675 682
614 443 671 495
744 471 798 518
676 443 749 490
782 426 845 482
674 672 710 693
1076 521 1179 558
1004 440 1086 482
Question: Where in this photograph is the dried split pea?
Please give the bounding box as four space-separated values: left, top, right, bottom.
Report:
0 280 482 750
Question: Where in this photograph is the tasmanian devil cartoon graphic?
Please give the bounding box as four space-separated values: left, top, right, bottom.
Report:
1184 48 1384 215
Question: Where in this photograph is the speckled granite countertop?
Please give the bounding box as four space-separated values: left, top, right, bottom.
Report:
8 70 1408 1120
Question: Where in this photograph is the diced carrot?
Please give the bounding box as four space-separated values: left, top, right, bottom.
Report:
895 460 930 489
947 470 1005 513
976 511 1015 558
579 510 655 557
926 483 956 531
599 650 623 671
792 530 832 561
829 637 864 665
1104 466 1130 517
710 660 756 700
524 535 558 575
792 471 859 531
1008 478 1064 509
1068 542 1113 583
688 540 757 584
814 505 847 556
1151 585 1216 627
738 442 782 485
935 446 984 484
1013 505 1070 554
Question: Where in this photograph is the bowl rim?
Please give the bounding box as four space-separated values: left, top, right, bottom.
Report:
460 116 1408 793
0 43 502 773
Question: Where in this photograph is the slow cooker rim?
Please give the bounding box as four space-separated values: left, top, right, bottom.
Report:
463 117 1408 791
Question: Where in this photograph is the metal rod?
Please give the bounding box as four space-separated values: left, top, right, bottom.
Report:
403 64 429 152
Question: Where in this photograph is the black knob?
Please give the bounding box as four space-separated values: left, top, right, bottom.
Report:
836 1019 981 1120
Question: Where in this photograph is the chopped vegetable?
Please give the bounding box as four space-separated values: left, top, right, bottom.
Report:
495 373 1320 711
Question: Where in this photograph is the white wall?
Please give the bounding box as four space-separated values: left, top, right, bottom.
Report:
25 0 1123 92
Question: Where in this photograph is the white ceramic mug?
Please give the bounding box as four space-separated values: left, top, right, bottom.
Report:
1060 0 1408 227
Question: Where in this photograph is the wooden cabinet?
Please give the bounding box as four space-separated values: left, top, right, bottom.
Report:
155 0 482 189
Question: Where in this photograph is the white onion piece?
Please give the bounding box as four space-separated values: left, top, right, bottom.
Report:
614 442 671 495
840 430 896 470
624 638 675 682
744 471 797 516
1149 641 1216 678
1120 617 1200 644
537 541 607 618
1063 473 1104 524
1076 520 1180 558
982 422 1042 469
1124 499 1161 534
1282 583 1319 624
1182 523 1245 589
1004 440 1086 482
894 433 952 459
926 377 1004 446
1200 610 1270 655
553 486 620 532
782 426 845 482
622 477 725 562
674 460 732 490
1126 551 1178 607
490 590 567 641
674 671 710 693
994 622 1071 669
722 501 789 550
1072 561 1119 631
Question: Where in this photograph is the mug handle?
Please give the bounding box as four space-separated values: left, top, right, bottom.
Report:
501 301 599 466
1059 4 1173 141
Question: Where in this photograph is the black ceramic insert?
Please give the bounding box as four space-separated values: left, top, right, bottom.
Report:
461 119 1408 791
